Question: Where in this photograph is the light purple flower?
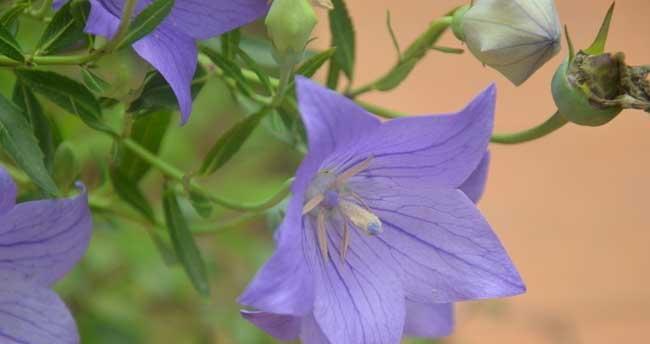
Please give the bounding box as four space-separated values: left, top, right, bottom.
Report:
54 0 269 124
0 167 92 344
238 77 524 343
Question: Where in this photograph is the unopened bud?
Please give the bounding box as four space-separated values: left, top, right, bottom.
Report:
453 0 562 86
265 0 317 59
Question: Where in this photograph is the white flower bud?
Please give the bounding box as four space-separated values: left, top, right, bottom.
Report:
459 0 562 85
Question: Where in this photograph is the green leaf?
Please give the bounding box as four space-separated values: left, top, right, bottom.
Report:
221 29 241 61
295 47 337 78
162 185 210 296
0 4 28 34
565 25 575 63
15 69 112 133
52 142 80 192
128 65 207 113
110 167 156 222
0 93 58 196
236 46 273 95
374 58 418 91
201 46 253 97
35 0 88 55
199 107 270 175
12 81 56 170
328 0 355 80
0 24 24 62
118 0 175 48
117 110 172 182
81 68 111 94
386 10 401 60
585 2 615 55
326 61 341 90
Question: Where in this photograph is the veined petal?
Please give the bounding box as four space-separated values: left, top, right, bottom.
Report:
167 0 269 40
353 183 525 303
325 85 495 191
0 167 16 216
0 185 92 287
132 27 197 124
296 77 381 161
300 313 331 344
303 216 405 344
240 310 301 341
404 301 454 338
86 0 121 39
0 281 78 344
459 152 490 203
238 195 314 316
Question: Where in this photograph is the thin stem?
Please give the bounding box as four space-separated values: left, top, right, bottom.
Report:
491 112 569 144
120 138 292 211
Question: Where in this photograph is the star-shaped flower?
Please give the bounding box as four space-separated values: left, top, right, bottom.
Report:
0 167 92 344
55 0 269 123
238 77 525 343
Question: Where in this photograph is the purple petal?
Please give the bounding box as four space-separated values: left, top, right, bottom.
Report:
296 77 381 161
167 0 269 40
0 280 79 344
238 194 314 316
300 314 331 344
0 186 92 287
0 167 16 216
132 28 197 124
85 0 121 39
301 216 405 344
354 184 525 303
323 85 496 191
240 310 300 341
404 302 454 338
459 152 490 203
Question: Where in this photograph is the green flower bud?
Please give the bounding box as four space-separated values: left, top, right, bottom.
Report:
453 0 562 86
265 0 317 58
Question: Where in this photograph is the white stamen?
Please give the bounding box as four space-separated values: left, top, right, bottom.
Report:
335 156 374 187
303 193 324 215
341 213 350 261
339 200 383 236
317 209 328 259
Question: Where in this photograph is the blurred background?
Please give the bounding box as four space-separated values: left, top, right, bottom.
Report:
2 0 649 343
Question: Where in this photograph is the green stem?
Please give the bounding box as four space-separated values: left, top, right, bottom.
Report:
490 112 568 144
120 138 292 211
355 100 406 118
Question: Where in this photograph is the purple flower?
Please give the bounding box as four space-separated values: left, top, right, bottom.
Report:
54 0 269 124
238 77 524 343
0 167 92 344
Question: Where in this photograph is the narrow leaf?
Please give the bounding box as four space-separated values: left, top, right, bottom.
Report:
12 81 55 170
236 47 273 95
118 110 172 182
15 69 112 133
0 24 24 62
386 10 401 60
0 94 58 196
189 191 213 219
201 46 253 97
118 0 175 48
35 1 88 55
565 25 575 63
110 167 156 222
200 107 269 175
328 0 355 79
162 185 210 296
585 2 615 55
81 68 111 94
221 29 241 61
296 47 337 78
128 65 207 113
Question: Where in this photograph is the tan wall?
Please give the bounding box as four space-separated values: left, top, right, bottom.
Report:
315 1 650 343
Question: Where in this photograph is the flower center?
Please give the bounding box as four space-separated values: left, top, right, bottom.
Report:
302 157 382 260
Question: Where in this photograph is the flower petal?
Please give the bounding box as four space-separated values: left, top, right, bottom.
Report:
296 76 381 161
459 152 490 203
0 186 92 287
326 85 495 191
85 0 121 39
240 310 301 341
132 27 197 124
354 183 525 303
303 216 405 344
300 313 331 344
404 301 454 338
0 167 16 216
0 280 78 344
238 195 314 316
167 0 269 40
